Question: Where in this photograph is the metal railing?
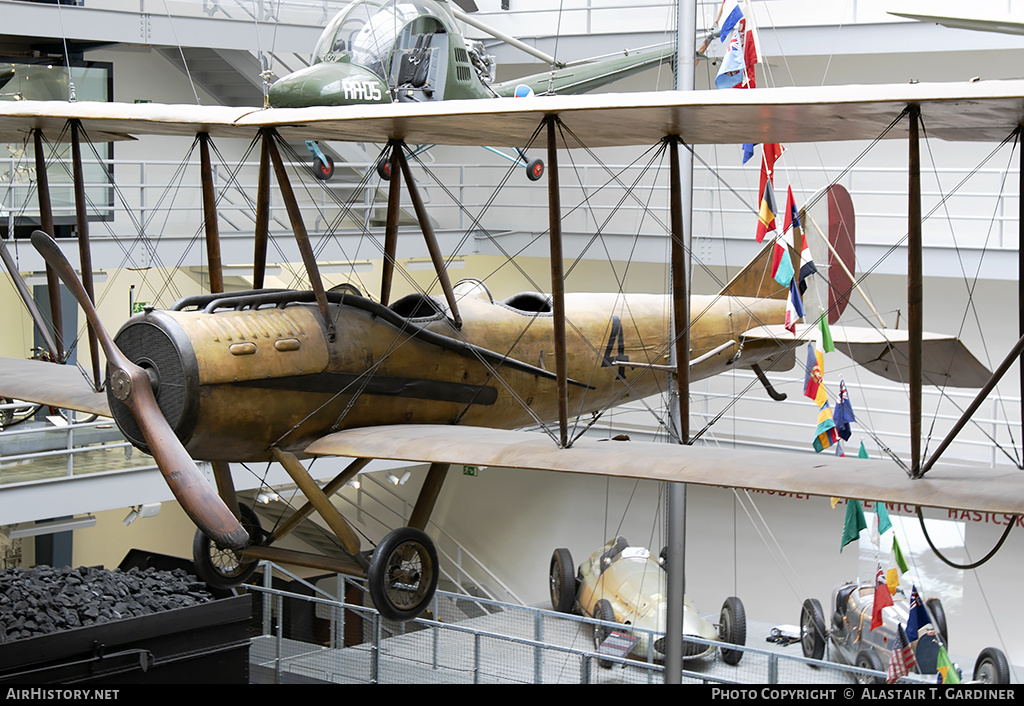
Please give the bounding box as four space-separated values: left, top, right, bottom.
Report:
245 562 924 685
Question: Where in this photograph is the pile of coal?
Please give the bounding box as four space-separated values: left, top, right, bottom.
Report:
0 565 214 642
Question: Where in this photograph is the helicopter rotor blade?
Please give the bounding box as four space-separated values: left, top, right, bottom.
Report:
30 230 248 550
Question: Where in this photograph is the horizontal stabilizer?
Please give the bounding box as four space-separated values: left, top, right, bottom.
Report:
0 357 110 418
741 325 991 388
305 425 1024 516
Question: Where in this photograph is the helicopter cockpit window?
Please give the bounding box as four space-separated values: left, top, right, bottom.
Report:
312 1 382 64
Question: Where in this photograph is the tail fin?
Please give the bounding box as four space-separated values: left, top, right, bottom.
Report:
718 183 856 326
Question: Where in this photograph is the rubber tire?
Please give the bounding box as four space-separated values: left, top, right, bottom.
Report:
800 598 827 660
719 596 746 665
314 154 334 180
926 597 949 646
526 158 544 181
973 647 1010 684
367 527 439 622
376 158 392 180
594 598 616 669
549 548 576 613
855 649 884 685
192 503 260 590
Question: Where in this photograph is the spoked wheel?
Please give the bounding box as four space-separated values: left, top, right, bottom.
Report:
367 527 439 621
192 503 261 590
313 154 334 180
549 548 575 613
594 598 616 669
855 649 884 685
718 596 746 665
800 598 827 660
526 158 544 181
973 647 1010 684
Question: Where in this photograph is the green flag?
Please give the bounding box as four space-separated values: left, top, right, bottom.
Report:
936 646 961 684
819 313 835 353
841 499 867 552
893 535 909 574
858 441 869 459
876 502 892 535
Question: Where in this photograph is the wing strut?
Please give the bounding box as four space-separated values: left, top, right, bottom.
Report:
908 107 923 476
33 129 64 360
545 116 569 447
252 132 272 289
70 120 102 391
198 132 224 294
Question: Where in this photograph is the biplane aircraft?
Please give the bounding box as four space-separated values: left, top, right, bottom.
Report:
0 80 1023 625
266 0 675 179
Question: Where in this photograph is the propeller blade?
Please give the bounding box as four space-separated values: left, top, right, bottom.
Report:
30 230 248 550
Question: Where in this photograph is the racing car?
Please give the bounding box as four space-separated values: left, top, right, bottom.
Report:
549 537 746 667
800 580 1010 683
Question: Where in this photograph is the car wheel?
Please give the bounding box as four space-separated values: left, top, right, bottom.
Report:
926 597 949 646
549 548 576 613
855 649 884 685
800 598 827 660
719 596 746 665
594 598 616 669
973 647 1010 684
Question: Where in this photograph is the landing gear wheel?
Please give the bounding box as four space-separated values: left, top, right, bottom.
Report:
926 597 949 645
376 158 392 180
719 596 746 665
973 647 1010 684
367 527 439 621
800 598 827 660
526 158 544 181
594 598 616 669
192 503 261 590
855 649 884 684
549 548 576 613
314 154 334 180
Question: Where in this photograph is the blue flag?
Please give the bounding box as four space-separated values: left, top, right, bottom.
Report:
833 380 856 441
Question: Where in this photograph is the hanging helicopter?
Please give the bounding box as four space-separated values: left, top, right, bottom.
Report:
265 0 676 180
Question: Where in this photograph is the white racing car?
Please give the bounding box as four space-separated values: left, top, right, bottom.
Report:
549 537 746 667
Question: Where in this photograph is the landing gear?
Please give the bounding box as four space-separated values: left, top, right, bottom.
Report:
718 596 746 665
526 157 544 181
367 526 439 621
192 504 262 590
305 140 334 180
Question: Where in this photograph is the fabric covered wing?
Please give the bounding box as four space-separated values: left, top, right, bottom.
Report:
304 425 1024 515
740 325 991 388
0 357 110 417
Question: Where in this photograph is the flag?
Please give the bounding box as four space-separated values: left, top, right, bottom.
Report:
755 179 778 243
886 624 918 683
796 223 818 296
813 400 838 453
741 143 756 164
840 499 867 552
714 28 746 89
905 586 927 641
871 562 894 630
771 232 795 286
719 2 744 42
936 647 961 684
858 440 869 459
888 536 909 593
803 342 826 407
835 439 845 457
819 313 835 353
758 143 784 211
782 184 800 233
833 380 855 440
785 276 804 333
869 500 892 547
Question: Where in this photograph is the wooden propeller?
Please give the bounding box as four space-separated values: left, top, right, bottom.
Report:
31 230 248 550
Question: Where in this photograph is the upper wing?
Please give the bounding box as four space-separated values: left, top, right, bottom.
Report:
740 324 991 388
304 424 1024 515
0 357 110 418
2 79 1024 147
